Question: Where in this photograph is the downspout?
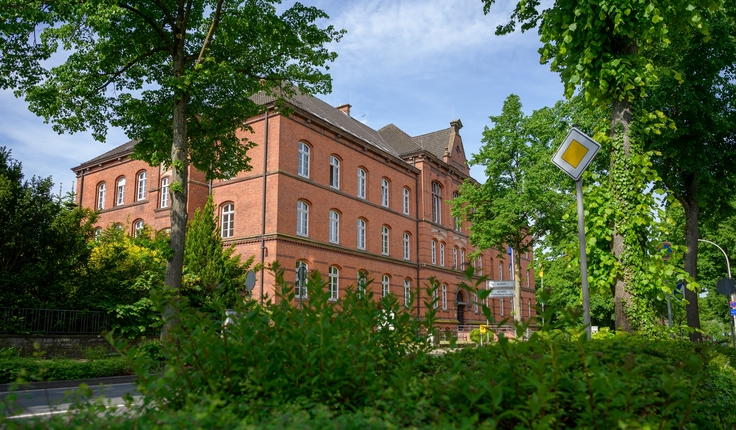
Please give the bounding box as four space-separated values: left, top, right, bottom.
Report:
259 107 269 305
414 157 421 321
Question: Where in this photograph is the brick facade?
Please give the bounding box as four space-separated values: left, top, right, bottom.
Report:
72 93 536 331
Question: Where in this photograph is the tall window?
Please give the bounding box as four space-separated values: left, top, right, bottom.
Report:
221 204 234 238
499 262 503 281
296 200 309 236
329 210 340 243
526 269 530 287
381 225 389 255
97 182 106 209
329 156 340 189
474 293 479 313
134 220 144 237
453 247 458 269
403 232 410 260
433 288 438 309
461 249 465 269
328 266 339 300
357 218 366 250
357 168 366 199
95 227 103 240
116 177 126 206
442 284 447 310
357 270 368 293
453 191 461 231
478 255 483 275
431 240 437 265
136 171 147 201
440 243 445 266
298 142 310 178
382 275 390 297
432 182 441 224
528 299 532 318
500 297 505 315
402 187 410 214
404 279 411 307
295 261 308 298
160 177 170 208
381 178 389 207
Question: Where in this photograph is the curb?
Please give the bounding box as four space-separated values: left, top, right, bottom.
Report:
0 374 138 393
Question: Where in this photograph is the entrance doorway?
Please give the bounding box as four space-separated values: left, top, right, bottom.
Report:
456 290 466 326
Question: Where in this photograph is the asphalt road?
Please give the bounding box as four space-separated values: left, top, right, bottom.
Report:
1 378 140 419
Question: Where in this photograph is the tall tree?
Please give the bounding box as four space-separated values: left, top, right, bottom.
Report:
452 94 571 322
636 6 736 338
480 0 709 334
0 1 343 325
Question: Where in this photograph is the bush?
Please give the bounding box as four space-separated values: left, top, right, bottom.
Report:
0 357 133 384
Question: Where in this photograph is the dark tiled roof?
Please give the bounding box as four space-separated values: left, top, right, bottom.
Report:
73 139 138 170
252 91 401 157
412 128 452 160
377 124 421 155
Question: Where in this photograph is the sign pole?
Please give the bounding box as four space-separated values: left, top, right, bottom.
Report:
576 179 592 339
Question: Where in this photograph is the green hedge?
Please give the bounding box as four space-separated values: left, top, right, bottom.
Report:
0 357 134 384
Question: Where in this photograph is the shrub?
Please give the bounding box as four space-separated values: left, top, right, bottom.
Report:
0 357 133 384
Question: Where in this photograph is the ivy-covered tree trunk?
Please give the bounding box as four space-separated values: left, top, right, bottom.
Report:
681 175 702 342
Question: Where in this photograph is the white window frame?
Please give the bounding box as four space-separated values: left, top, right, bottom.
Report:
296 261 308 299
328 266 339 301
221 204 234 238
381 178 389 207
94 227 103 240
403 232 410 260
116 177 126 206
160 177 170 208
381 225 389 255
382 275 390 297
499 262 503 281
440 243 445 267
134 220 144 237
329 155 340 189
474 293 479 313
442 284 447 310
404 279 411 307
432 182 441 224
453 247 458 269
296 200 309 237
433 288 438 309
357 270 368 293
298 142 310 178
478 256 483 275
431 240 437 265
357 218 366 250
329 210 340 244
501 297 505 316
97 183 106 209
357 168 366 199
528 298 532 318
461 249 465 270
402 187 410 215
137 171 147 201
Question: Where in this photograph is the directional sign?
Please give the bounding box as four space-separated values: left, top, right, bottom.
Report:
673 283 685 301
487 280 515 289
487 280 515 298
730 309 736 317
552 128 602 181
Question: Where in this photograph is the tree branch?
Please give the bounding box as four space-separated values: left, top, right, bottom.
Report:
117 2 174 54
195 0 224 67
92 46 168 93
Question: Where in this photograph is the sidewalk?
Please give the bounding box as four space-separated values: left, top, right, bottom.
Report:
0 374 138 393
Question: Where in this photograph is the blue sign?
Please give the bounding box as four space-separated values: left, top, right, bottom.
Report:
673 283 685 301
730 309 736 317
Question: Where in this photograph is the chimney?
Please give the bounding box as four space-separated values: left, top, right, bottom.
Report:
450 119 463 134
336 103 351 116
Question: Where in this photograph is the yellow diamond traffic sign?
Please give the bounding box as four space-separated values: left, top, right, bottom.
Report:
552 128 601 180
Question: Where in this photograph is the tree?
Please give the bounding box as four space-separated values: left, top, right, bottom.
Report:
480 0 708 334
636 7 736 338
452 94 571 322
1 1 344 331
0 147 97 308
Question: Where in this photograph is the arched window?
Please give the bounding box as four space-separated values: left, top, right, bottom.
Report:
136 171 147 201
453 247 458 269
296 200 309 237
440 242 445 266
133 219 144 237
357 270 368 293
116 177 126 206
402 187 410 214
96 183 106 209
432 182 442 224
298 142 310 178
357 168 366 199
403 278 412 307
403 232 411 260
329 155 340 189
381 178 389 207
453 191 461 231
94 227 103 240
431 240 437 265
381 275 390 297
160 177 170 208
328 266 339 300
329 210 340 243
499 262 503 281
221 203 234 238
357 218 366 250
295 261 308 299
381 225 390 255
442 284 448 310
461 249 466 269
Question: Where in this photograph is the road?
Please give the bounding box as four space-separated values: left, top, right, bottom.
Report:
1 379 140 419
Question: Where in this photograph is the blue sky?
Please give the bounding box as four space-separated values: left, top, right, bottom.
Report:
0 0 564 193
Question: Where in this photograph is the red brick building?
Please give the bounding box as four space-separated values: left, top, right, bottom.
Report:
72 92 536 332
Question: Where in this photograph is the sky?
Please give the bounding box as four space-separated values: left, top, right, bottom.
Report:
0 0 564 194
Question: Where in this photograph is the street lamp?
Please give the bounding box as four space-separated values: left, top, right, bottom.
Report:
698 239 734 346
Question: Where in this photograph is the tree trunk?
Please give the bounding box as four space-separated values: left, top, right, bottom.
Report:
681 174 702 342
610 98 634 332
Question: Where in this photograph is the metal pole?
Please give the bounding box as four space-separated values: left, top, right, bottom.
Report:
577 179 592 339
667 294 673 328
697 239 733 346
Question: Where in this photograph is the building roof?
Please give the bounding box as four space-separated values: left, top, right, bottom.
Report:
412 128 452 160
72 139 138 171
377 124 422 155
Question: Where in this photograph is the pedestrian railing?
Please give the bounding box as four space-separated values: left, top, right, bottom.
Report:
0 307 110 334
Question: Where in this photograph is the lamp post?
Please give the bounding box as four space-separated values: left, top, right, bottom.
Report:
698 239 733 346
